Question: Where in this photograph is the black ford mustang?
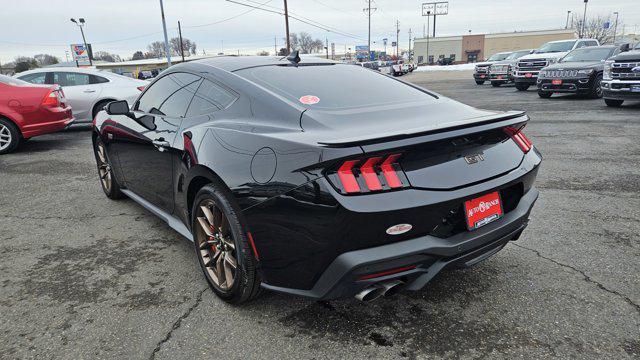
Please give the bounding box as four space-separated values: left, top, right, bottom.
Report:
92 54 541 304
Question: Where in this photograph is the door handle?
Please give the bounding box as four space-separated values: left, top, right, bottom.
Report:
152 139 170 152
84 89 96 93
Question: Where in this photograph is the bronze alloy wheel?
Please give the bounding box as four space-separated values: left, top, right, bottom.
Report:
96 142 112 193
195 199 238 292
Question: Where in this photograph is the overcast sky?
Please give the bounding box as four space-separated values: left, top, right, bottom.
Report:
1 0 639 63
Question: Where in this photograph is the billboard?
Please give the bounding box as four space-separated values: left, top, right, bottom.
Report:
355 45 369 60
70 43 91 65
422 1 449 16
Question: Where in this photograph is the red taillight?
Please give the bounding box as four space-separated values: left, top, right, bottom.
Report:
332 153 407 194
358 265 417 280
504 126 532 153
41 90 60 108
337 160 360 193
137 86 146 92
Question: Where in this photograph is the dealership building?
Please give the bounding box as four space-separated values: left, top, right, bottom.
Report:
413 29 576 64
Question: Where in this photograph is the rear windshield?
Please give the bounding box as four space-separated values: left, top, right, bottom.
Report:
235 64 436 110
0 74 30 86
536 40 576 53
487 53 511 61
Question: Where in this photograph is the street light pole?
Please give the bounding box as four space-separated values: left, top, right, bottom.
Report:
613 12 619 44
581 0 588 39
70 18 92 66
426 11 431 64
158 0 172 66
178 21 185 62
565 10 571 29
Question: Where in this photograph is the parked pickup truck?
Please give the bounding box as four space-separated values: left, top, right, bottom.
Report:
488 49 534 87
473 52 512 85
601 43 640 107
513 39 600 91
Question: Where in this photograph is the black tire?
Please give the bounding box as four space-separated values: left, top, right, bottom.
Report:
192 183 262 304
589 74 603 99
0 117 21 155
515 83 530 91
93 137 125 199
491 81 501 87
475 80 485 85
92 100 113 120
604 98 624 107
538 90 553 98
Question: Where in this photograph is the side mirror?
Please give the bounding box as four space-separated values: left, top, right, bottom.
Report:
619 43 630 53
105 100 130 115
530 50 535 54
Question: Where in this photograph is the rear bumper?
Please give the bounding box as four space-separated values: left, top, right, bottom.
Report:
262 184 539 300
21 107 74 138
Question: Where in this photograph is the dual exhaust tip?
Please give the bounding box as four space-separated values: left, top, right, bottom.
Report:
355 280 405 302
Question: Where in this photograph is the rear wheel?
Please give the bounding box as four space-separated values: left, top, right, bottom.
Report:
538 90 553 98
93 138 124 199
491 81 501 87
475 80 485 85
589 74 603 99
604 99 624 107
515 83 530 91
0 118 20 155
192 184 261 304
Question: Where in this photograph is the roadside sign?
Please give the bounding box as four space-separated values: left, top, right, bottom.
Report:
355 45 369 60
70 43 91 65
391 41 397 47
603 21 610 29
422 1 449 16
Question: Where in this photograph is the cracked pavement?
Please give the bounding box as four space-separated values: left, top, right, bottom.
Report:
0 71 638 359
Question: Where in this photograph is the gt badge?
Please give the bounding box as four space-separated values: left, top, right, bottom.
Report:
386 224 412 235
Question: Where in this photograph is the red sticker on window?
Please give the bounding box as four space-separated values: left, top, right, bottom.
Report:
299 95 320 105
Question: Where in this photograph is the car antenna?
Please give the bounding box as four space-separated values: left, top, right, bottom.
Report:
284 50 300 64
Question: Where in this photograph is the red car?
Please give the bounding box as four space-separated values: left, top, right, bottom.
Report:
0 74 74 154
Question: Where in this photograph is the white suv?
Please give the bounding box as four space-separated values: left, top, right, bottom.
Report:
513 39 600 91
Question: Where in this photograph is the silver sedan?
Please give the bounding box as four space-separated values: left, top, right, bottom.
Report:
15 68 148 123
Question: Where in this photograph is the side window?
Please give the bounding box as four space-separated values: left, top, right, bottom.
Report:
90 75 109 84
18 72 47 84
136 72 201 114
575 41 586 49
158 79 201 118
53 72 91 86
186 79 236 117
588 41 598 47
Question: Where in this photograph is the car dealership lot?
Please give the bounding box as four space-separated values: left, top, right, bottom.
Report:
0 70 638 359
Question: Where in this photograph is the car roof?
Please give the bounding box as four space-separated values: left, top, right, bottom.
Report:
192 55 337 72
16 67 105 76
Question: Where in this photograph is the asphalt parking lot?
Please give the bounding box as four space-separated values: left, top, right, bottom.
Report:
1 70 638 360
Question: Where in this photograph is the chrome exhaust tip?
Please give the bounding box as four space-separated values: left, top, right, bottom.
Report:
380 280 405 297
355 285 385 302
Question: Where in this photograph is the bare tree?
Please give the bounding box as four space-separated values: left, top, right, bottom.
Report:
131 51 145 60
14 56 39 73
257 50 269 56
147 41 167 58
92 51 121 63
169 37 197 56
288 32 324 54
33 54 59 66
576 15 622 44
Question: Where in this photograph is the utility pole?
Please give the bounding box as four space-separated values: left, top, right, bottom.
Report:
178 21 185 62
581 0 588 38
284 0 291 54
433 13 436 38
613 12 619 44
325 37 329 59
396 20 400 58
408 28 412 61
426 11 431 64
274 36 277 55
363 0 377 55
565 11 572 29
158 0 171 66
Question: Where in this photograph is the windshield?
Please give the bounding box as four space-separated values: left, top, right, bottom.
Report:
635 43 640 49
487 53 510 61
505 50 532 60
0 74 30 86
536 40 576 53
236 64 437 110
561 47 614 62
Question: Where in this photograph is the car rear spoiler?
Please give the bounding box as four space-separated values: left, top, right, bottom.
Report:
317 111 528 148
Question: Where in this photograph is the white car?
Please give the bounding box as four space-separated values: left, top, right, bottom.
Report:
15 68 148 123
